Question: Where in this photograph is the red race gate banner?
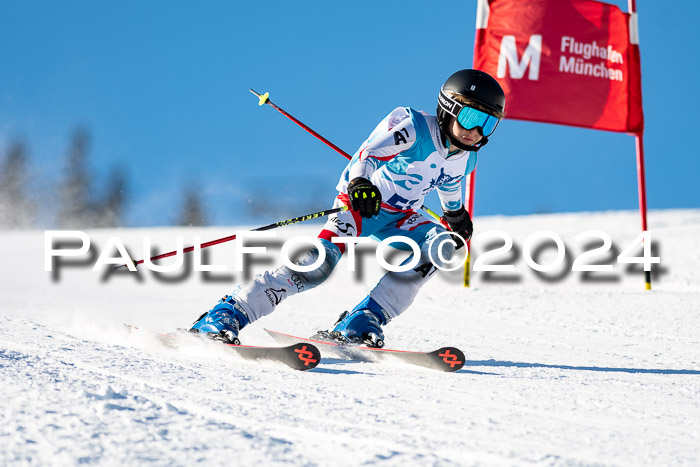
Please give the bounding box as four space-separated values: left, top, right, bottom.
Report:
474 0 643 133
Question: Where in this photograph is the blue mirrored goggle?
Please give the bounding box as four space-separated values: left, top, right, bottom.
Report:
456 106 500 137
438 89 501 137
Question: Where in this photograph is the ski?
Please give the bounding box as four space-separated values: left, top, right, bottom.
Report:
265 329 465 372
124 324 321 371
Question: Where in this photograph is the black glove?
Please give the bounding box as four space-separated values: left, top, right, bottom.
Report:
442 205 473 247
347 177 382 218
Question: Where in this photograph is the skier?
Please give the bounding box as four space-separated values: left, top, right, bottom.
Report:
191 69 505 347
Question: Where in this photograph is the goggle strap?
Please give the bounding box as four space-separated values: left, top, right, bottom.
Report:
438 89 464 118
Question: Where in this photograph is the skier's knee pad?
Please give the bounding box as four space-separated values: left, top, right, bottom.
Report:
289 238 341 290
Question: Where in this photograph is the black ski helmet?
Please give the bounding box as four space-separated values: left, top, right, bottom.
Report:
437 69 505 152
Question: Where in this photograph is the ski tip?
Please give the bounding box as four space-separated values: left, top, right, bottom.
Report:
433 347 466 372
287 342 321 371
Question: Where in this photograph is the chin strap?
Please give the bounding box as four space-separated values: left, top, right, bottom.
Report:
444 134 489 153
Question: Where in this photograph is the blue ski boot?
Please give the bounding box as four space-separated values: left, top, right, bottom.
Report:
327 296 388 348
190 295 250 345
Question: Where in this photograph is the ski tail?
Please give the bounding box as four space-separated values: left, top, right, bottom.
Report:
124 324 321 371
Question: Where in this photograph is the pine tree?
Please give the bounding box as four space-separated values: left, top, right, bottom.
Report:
58 128 92 228
0 140 34 229
179 187 207 227
97 167 127 227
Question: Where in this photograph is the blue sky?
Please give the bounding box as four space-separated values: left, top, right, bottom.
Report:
1 0 698 226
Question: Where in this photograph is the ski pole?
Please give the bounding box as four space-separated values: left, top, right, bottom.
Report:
115 205 349 270
249 89 442 223
250 89 351 162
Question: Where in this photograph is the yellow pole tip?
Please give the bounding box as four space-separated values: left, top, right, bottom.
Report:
645 282 652 290
258 92 270 106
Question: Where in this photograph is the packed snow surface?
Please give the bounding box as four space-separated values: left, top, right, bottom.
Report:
1 209 699 465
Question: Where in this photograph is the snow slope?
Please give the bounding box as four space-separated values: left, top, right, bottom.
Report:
1 209 699 466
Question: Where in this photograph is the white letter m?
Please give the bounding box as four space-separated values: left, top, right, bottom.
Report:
497 35 542 80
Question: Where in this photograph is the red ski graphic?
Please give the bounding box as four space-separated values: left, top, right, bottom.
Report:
294 345 319 367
